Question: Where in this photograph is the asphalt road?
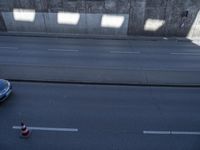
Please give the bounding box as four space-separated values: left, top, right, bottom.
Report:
0 82 200 150
0 36 200 85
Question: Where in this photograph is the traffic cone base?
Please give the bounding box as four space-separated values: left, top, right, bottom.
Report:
20 130 31 138
20 122 31 138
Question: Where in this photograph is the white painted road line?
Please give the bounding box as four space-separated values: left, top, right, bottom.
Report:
143 130 200 135
171 131 200 135
48 48 79 52
143 131 171 135
0 47 18 50
171 52 200 56
110 51 140 54
13 126 78 132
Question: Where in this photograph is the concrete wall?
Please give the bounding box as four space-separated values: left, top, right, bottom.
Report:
129 0 200 38
0 0 200 38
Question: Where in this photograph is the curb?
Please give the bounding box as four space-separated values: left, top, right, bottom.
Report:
8 79 200 88
0 32 197 42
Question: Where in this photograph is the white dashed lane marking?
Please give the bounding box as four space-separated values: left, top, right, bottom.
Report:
13 126 78 132
0 47 18 50
143 130 200 135
171 52 200 56
109 51 140 54
48 48 79 52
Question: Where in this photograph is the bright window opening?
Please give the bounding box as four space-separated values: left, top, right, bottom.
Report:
144 19 165 31
101 14 125 28
57 12 80 25
13 9 35 22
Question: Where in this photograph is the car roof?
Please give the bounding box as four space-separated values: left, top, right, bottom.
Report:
0 79 8 91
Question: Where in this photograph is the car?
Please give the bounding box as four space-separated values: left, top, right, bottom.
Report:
0 79 12 102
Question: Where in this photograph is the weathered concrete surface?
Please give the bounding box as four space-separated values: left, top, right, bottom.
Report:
0 0 199 38
0 12 7 31
165 0 200 37
128 0 200 38
128 0 146 35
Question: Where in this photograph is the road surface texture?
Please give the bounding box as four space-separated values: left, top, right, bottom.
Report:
0 82 200 150
0 36 200 85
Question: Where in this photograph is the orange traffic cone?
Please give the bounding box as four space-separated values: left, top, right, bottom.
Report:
20 122 30 138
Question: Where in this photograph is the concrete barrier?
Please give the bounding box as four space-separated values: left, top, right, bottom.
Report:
2 11 129 35
2 11 46 32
